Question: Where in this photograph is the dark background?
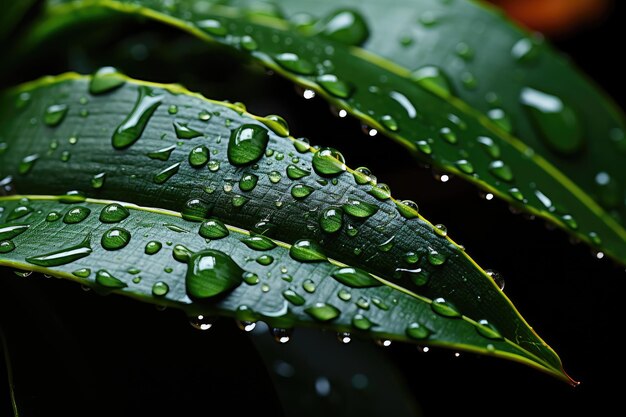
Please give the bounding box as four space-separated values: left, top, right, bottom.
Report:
1 1 625 416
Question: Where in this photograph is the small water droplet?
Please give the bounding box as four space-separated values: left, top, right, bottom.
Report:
18 154 39 175
96 269 127 289
434 224 447 237
0 240 15 253
46 212 61 222
406 322 430 340
337 289 352 301
343 199 378 218
44 104 68 127
256 254 274 265
427 248 446 265
90 172 106 189
26 236 91 267
282 288 306 305
286 164 310 180
151 281 169 297
508 187 524 201
189 315 216 331
317 74 353 98
241 235 276 251
90 67 125 94
485 269 505 290
380 115 398 131
72 268 91 278
319 9 369 45
274 52 315 75
431 297 460 317
305 303 340 322
487 108 513 133
291 184 315 199
153 162 180 184
289 239 327 262
188 145 209 167
488 160 514 182
196 18 227 36
238 173 258 192
410 66 452 97
112 86 163 149
415 140 433 155
271 327 293 344
101 227 131 251
352 313 373 330
395 200 419 219
475 319 502 339
511 37 540 63
145 241 162 255
319 207 343 233
0 224 29 241
63 206 91 224
147 145 176 161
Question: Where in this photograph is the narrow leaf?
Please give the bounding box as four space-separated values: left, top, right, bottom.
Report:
0 74 572 383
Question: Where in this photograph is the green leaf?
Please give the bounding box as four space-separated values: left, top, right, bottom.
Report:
0 0 38 42
0 73 572 383
0 195 567 382
19 0 626 262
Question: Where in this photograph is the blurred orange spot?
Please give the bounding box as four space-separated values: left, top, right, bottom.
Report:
490 0 609 35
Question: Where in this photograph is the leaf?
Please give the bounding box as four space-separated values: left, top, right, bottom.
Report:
0 0 38 42
16 0 626 262
0 195 566 382
0 73 572 383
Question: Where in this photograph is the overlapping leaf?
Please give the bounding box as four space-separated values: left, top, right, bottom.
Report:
0 73 571 382
14 0 626 263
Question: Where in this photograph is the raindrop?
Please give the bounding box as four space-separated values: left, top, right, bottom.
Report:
153 162 181 184
228 124 269 166
199 219 229 239
44 104 68 127
487 108 513 133
475 319 503 339
406 322 430 340
271 327 293 344
95 270 127 289
152 281 170 296
316 74 353 98
89 67 125 94
186 249 243 299
173 121 203 139
189 145 209 167
0 224 29 241
332 267 380 287
18 154 39 175
431 297 461 317
305 303 340 322
0 240 15 253
101 227 131 250
488 160 514 182
395 200 419 219
427 248 446 266
99 203 129 223
63 206 91 224
195 18 227 36
410 66 452 97
318 9 369 45
434 224 447 237
239 173 259 191
256 255 274 265
241 235 276 251
26 236 91 267
485 269 505 290
343 199 378 218
282 288 306 306
182 198 209 222
145 241 162 255
91 172 106 189
286 164 311 180
147 145 176 161
274 52 315 75
455 159 474 174
112 86 163 149
352 313 373 330
290 239 327 262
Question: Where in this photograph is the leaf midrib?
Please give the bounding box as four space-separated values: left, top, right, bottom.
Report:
34 0 626 256
0 194 561 378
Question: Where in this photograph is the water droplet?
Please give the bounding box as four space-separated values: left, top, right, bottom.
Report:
406 322 430 340
520 87 583 154
101 227 131 250
316 74 353 98
356 297 370 309
286 164 310 180
508 187 524 201
488 160 514 182
289 239 327 262
346 224 358 237
194 219 229 241
18 154 39 175
167 105 178 115
343 199 378 218
46 212 60 222
228 124 269 166
319 207 343 233
153 162 180 184
235 173 258 192
455 42 474 60
112 86 163 149
0 240 15 253
377 236 395 252
380 114 398 131
338 289 352 301
419 11 439 26
405 252 419 264
431 297 460 317
271 327 293 344
188 145 209 168
152 281 169 297
147 145 176 161
13 270 32 278
145 241 162 255
44 104 68 127
99 203 129 223
588 232 602 246
237 320 257 332
452 159 474 175
397 267 429 286
231 194 248 208
487 108 513 133
312 147 347 176
240 35 258 51
371 297 389 310
476 319 502 339
439 127 457 144
485 269 505 290
63 206 91 224
256 254 274 265
352 166 374 185
173 121 203 139
26 236 91 267
476 136 501 159
427 248 446 265
410 66 452 97
240 271 259 286
594 171 622 209
88 171 107 189
189 315 216 331
96 269 127 289
195 18 227 36
186 249 243 299
282 288 306 306
395 200 419 219
302 279 316 293
511 37 540 63
291 183 315 199
260 114 289 137
241 235 276 251
274 52 315 75
305 303 340 322
331 267 380 288
352 313 373 330
89 67 125 94
0 224 29 241
561 214 578 230
461 72 477 89
319 9 369 45
434 224 447 237
72 268 91 278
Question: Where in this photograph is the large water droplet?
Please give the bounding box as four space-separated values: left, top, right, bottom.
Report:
145 241 162 255
199 219 229 239
152 281 170 297
286 164 310 180
395 200 419 219
26 236 91 267
0 224 29 240
189 145 209 167
181 198 209 222
186 249 243 299
431 297 461 317
228 124 269 166
316 74 353 99
63 206 91 224
89 67 125 94
96 270 127 289
406 322 430 340
153 162 180 184
274 52 315 75
410 66 452 97
305 303 340 322
320 207 343 233
44 104 68 127
256 255 274 265
291 183 315 199
112 86 163 149
260 114 289 137
520 87 583 155
352 314 373 330
313 147 346 176
101 227 131 250
0 241 15 253
289 239 327 262
332 267 380 287
318 9 369 45
147 145 176 161
239 173 258 191
343 199 378 218
99 203 129 223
